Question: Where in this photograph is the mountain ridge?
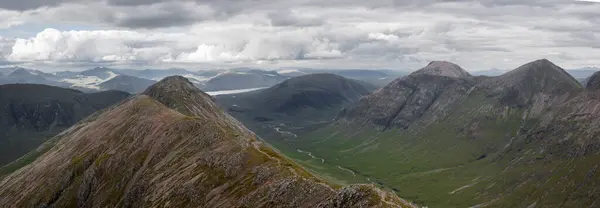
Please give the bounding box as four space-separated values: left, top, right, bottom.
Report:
0 76 414 207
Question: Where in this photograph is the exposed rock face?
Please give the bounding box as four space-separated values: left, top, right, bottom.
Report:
0 84 130 166
0 76 414 208
338 59 583 130
585 71 600 90
518 90 600 158
337 61 475 130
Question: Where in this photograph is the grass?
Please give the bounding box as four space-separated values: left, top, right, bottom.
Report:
252 86 600 208
259 91 540 207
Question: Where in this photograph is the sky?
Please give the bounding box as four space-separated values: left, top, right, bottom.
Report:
0 0 599 72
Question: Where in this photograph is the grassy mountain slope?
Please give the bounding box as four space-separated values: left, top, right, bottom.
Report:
260 59 593 207
0 84 130 166
0 76 414 208
216 73 374 144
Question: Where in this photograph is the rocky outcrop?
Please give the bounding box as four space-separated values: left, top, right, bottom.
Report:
337 61 475 130
585 71 600 90
0 76 414 208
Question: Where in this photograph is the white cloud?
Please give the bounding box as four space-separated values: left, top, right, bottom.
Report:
0 0 599 71
7 28 180 63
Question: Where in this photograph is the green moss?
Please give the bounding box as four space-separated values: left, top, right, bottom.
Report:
94 153 111 166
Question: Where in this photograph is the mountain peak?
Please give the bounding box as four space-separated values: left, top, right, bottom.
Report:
337 62 475 130
8 68 31 76
586 71 600 90
90 66 111 71
142 76 241 129
505 59 579 85
411 61 471 79
147 75 197 92
482 59 582 107
532 58 552 64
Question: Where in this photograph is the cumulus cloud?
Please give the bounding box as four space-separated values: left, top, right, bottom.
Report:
7 28 178 63
0 0 599 70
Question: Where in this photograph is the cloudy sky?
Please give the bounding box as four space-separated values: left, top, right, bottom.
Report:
0 0 599 72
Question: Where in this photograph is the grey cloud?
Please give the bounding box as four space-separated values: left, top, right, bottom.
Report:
106 0 170 6
2 0 600 70
3 0 598 30
267 12 325 27
114 7 203 28
0 0 70 11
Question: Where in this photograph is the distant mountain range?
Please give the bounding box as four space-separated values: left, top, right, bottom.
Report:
0 66 407 94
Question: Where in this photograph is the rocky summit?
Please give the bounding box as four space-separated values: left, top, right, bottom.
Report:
411 61 472 79
337 61 475 130
0 76 414 208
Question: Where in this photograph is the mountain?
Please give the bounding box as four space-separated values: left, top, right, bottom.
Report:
234 73 374 116
99 75 156 93
0 67 67 87
0 84 129 166
0 76 414 208
300 69 406 87
276 69 308 77
479 59 581 107
338 61 475 130
6 68 48 83
217 73 374 140
59 67 121 90
79 67 121 79
585 71 600 90
200 70 289 91
119 68 221 84
251 59 599 207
